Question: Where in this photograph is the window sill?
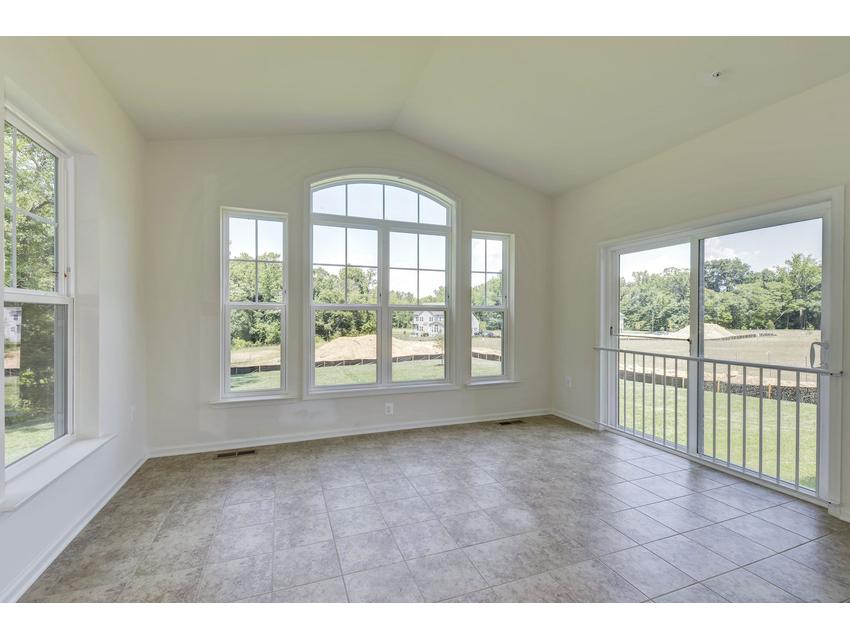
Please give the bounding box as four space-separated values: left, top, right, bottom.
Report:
210 393 300 406
466 378 519 388
304 382 461 400
0 434 116 513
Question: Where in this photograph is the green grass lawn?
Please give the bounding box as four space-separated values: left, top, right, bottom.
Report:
231 357 503 390
618 379 817 490
5 421 54 466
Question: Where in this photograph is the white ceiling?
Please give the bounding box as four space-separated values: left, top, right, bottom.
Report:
72 37 850 195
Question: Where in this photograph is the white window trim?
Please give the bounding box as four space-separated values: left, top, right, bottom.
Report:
2 107 75 481
305 173 457 397
597 187 844 504
468 231 515 384
219 207 289 401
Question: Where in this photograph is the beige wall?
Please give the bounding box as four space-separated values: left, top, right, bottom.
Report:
553 71 850 519
143 130 553 453
0 37 147 599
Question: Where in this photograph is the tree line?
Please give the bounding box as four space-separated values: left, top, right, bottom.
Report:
620 254 822 333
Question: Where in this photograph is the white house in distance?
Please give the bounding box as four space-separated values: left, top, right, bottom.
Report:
412 310 444 337
4 306 21 344
412 311 481 337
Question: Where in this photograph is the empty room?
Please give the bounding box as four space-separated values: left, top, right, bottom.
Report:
2 15 850 628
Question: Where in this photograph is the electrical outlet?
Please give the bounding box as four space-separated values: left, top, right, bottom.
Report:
385 402 394 416
564 376 573 388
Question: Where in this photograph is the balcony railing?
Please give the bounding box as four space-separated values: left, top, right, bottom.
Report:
595 346 841 497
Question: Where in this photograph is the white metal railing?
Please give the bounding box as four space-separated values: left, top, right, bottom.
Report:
595 346 842 497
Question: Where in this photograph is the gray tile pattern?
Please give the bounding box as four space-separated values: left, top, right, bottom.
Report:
18 416 849 603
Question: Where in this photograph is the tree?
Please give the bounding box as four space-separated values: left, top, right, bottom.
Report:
703 258 752 292
620 254 822 333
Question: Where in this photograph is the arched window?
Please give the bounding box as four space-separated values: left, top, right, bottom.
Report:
308 174 454 391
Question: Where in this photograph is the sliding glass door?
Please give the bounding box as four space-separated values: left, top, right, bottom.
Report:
602 198 842 501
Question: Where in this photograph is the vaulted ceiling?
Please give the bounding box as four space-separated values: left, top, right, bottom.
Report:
72 37 850 195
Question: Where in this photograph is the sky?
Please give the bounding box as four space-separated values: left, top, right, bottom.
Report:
619 218 822 281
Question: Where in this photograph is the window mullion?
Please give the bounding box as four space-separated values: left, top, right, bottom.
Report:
10 124 17 288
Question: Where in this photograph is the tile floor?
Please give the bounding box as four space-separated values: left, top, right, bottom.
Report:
19 416 850 602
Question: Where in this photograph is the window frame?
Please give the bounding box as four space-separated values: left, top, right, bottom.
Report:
2 107 75 473
306 174 457 396
469 231 514 383
219 207 289 400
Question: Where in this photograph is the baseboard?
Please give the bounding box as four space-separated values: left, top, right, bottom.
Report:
2 455 146 603
828 503 850 523
148 408 553 458
549 409 602 431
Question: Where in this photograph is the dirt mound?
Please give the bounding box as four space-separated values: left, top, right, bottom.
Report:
668 323 734 341
315 335 441 361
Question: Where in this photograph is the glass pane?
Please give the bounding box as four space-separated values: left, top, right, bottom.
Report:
313 225 345 265
419 234 445 270
347 228 378 267
385 185 418 222
257 261 283 303
471 238 486 272
703 218 822 368
419 270 445 304
618 243 691 357
229 309 282 392
392 310 445 382
229 260 256 302
390 232 417 269
5 302 67 465
346 267 378 304
3 123 12 207
347 183 383 219
314 310 377 386
485 273 502 306
13 128 56 219
472 311 503 378
15 213 56 292
312 265 345 304
3 206 11 287
389 269 417 304
486 239 503 273
312 184 346 215
229 217 255 259
471 272 486 306
257 219 283 261
419 195 447 225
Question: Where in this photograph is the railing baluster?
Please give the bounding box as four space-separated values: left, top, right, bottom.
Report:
726 363 731 467
631 354 636 432
742 365 747 472
759 367 764 478
622 351 626 429
652 355 656 440
674 358 678 449
776 369 782 484
642 354 646 437
795 370 801 490
815 373 821 494
663 356 667 445
712 362 717 460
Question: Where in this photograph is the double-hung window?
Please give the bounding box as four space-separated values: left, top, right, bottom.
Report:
308 176 454 391
221 208 288 398
471 232 512 380
3 113 72 467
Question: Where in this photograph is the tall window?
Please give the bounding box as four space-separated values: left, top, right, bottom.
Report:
309 176 453 390
3 115 71 466
221 209 287 397
471 233 511 379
